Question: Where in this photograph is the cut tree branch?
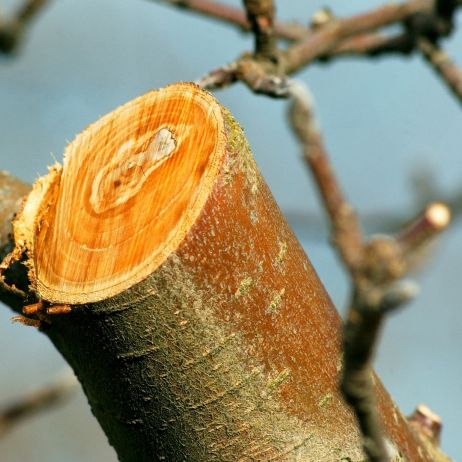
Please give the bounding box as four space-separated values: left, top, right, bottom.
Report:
396 202 451 257
1 1 459 460
0 84 445 462
408 404 443 445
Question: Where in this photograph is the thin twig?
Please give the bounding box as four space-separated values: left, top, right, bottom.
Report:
283 0 436 73
286 82 398 462
0 371 78 437
396 202 451 256
242 0 276 57
418 37 462 105
286 81 364 271
153 0 306 41
341 207 449 462
0 0 50 53
408 404 443 445
342 278 419 462
285 0 462 70
17 0 49 23
195 61 239 90
157 0 462 68
249 77 451 461
328 32 414 59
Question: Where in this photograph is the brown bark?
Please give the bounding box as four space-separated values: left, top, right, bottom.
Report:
0 171 29 251
0 84 447 461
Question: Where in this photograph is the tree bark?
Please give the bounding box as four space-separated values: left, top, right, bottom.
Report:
0 83 448 461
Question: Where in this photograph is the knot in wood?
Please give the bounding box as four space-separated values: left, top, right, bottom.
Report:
90 128 176 214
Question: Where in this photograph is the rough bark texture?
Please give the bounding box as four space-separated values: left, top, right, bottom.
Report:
0 84 447 461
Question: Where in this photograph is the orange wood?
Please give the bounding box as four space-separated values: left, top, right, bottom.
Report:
34 84 225 303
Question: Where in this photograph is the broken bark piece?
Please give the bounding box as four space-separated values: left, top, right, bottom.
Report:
1 83 442 461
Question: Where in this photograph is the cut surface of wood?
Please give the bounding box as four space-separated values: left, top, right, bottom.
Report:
1 84 443 461
30 84 225 303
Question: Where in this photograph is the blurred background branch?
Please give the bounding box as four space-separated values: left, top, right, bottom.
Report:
0 371 77 438
0 0 49 53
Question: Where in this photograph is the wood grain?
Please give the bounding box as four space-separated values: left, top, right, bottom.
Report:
32 84 225 303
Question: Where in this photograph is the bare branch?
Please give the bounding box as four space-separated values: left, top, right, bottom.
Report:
240 76 451 461
408 404 443 445
418 38 462 105
156 0 462 70
195 61 239 90
285 81 399 462
435 0 459 21
154 0 306 41
342 281 419 462
242 0 276 57
327 32 414 59
283 0 435 73
339 203 450 462
0 0 50 54
0 372 78 438
286 81 364 271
